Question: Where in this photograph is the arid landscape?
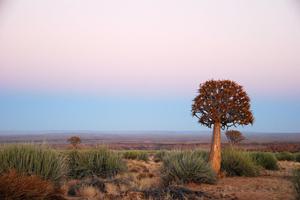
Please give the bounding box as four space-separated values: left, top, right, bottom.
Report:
60 153 299 200
0 132 300 200
1 131 300 149
1 1 300 199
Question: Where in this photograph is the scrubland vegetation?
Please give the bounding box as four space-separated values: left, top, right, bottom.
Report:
293 168 300 200
161 150 216 185
0 144 66 182
122 150 149 161
250 152 279 170
275 151 295 161
67 148 126 179
0 143 299 199
221 147 260 177
295 153 300 163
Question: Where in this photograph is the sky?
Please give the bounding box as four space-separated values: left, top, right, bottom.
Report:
0 0 299 132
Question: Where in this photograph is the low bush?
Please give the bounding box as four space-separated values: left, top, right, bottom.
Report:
275 152 295 161
293 168 300 200
154 150 168 162
67 148 126 179
250 152 279 170
161 150 216 185
193 150 209 161
0 144 67 182
67 150 86 179
0 170 65 200
294 153 300 162
122 150 149 161
221 147 260 177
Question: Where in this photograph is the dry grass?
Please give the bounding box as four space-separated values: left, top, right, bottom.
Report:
0 170 65 200
79 185 103 200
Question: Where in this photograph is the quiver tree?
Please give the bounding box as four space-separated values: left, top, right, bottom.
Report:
68 136 81 149
225 130 245 145
192 80 254 175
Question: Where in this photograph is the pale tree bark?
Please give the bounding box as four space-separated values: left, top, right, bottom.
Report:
208 122 221 175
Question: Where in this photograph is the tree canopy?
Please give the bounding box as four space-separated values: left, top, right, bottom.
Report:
67 136 81 148
192 80 254 129
225 130 245 144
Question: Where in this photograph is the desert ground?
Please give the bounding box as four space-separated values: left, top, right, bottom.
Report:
0 132 300 200
61 154 298 200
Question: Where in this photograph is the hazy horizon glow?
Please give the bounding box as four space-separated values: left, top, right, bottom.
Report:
0 0 299 131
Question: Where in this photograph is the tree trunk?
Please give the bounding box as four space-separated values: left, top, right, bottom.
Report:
209 122 221 175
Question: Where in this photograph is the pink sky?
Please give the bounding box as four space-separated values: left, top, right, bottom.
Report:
0 0 300 97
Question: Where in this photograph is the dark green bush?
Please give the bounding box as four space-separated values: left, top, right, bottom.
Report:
67 148 126 179
250 152 279 170
161 150 216 185
122 150 149 161
67 150 86 178
294 153 300 162
275 152 295 161
221 147 259 177
293 168 300 200
0 144 67 182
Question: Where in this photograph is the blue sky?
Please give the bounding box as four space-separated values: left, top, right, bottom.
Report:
1 92 299 132
0 0 300 132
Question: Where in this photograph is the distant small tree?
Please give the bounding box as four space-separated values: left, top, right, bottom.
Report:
225 130 245 145
68 136 81 149
192 80 254 175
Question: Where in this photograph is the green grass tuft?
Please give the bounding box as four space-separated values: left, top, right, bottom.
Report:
275 152 295 161
0 144 67 182
153 150 168 162
221 147 260 177
294 153 300 163
161 150 216 185
193 149 209 161
67 147 126 179
122 150 149 161
250 152 279 170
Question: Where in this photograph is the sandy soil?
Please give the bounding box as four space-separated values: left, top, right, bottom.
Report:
187 161 299 200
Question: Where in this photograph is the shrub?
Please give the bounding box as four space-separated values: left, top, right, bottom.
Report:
221 147 259 177
0 144 67 182
250 152 279 170
193 150 209 161
275 152 295 161
154 150 167 162
67 150 86 178
122 150 149 161
0 170 65 200
294 153 300 162
161 150 216 185
67 148 126 179
293 168 300 200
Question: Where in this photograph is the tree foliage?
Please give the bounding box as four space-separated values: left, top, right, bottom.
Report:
192 80 254 129
68 136 81 149
225 130 245 144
